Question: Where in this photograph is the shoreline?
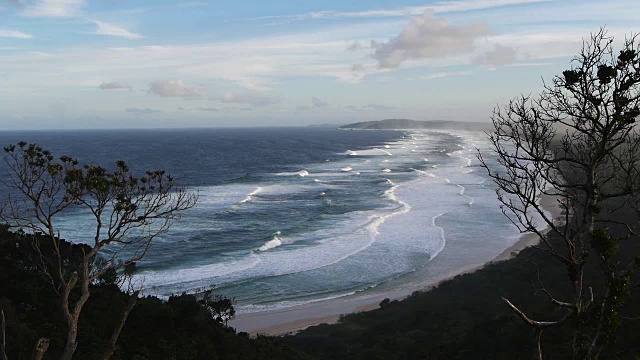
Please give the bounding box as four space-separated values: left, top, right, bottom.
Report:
229 193 564 336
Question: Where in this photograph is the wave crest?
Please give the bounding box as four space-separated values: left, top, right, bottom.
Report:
258 231 283 251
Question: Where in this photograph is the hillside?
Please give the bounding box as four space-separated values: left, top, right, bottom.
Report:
339 119 492 131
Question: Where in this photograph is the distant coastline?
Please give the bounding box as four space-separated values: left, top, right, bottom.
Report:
339 119 492 131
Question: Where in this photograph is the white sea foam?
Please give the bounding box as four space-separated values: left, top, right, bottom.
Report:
258 231 283 251
382 168 392 173
456 184 475 205
139 254 262 289
239 290 359 314
240 187 263 203
341 167 353 172
430 213 447 260
410 168 427 175
366 179 412 237
297 170 309 177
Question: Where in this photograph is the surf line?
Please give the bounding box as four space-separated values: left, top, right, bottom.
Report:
240 186 263 203
366 179 412 238
430 213 447 260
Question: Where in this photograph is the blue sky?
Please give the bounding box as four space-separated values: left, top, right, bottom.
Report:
0 0 639 129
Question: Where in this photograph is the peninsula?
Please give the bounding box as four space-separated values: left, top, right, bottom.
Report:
339 119 492 131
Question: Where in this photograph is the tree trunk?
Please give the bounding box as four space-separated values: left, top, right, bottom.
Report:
535 329 543 360
1 310 7 360
31 338 49 360
60 315 79 360
60 261 91 360
98 291 140 360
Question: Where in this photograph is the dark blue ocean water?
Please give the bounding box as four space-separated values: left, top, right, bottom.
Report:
0 127 525 311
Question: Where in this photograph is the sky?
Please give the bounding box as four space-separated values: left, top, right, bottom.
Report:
0 0 639 129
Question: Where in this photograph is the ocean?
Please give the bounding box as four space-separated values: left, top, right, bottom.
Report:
0 127 524 313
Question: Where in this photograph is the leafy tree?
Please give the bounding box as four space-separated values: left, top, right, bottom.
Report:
198 290 236 327
479 29 640 359
0 143 197 360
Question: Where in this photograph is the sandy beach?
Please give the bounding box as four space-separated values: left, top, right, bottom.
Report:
229 193 564 336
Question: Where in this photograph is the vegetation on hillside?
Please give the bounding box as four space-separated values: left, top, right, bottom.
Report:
0 227 308 359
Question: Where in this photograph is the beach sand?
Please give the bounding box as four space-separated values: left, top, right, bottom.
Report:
229 193 565 336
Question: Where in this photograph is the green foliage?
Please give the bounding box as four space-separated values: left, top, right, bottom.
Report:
0 227 308 360
591 229 619 260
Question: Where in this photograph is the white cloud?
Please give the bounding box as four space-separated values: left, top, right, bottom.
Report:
474 44 517 66
373 10 490 68
0 17 622 101
89 20 143 40
21 0 84 18
148 80 206 97
99 82 132 90
253 0 551 22
346 41 366 52
312 97 329 108
220 92 279 106
0 30 32 39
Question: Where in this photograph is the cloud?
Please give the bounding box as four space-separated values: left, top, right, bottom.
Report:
373 10 490 68
99 82 132 90
351 64 365 73
148 80 207 97
126 108 160 114
252 0 551 22
312 97 329 108
89 20 143 39
220 92 279 106
346 41 366 52
21 0 84 18
0 29 32 39
474 44 517 66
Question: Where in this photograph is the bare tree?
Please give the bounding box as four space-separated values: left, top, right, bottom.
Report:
479 29 640 359
0 142 197 360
